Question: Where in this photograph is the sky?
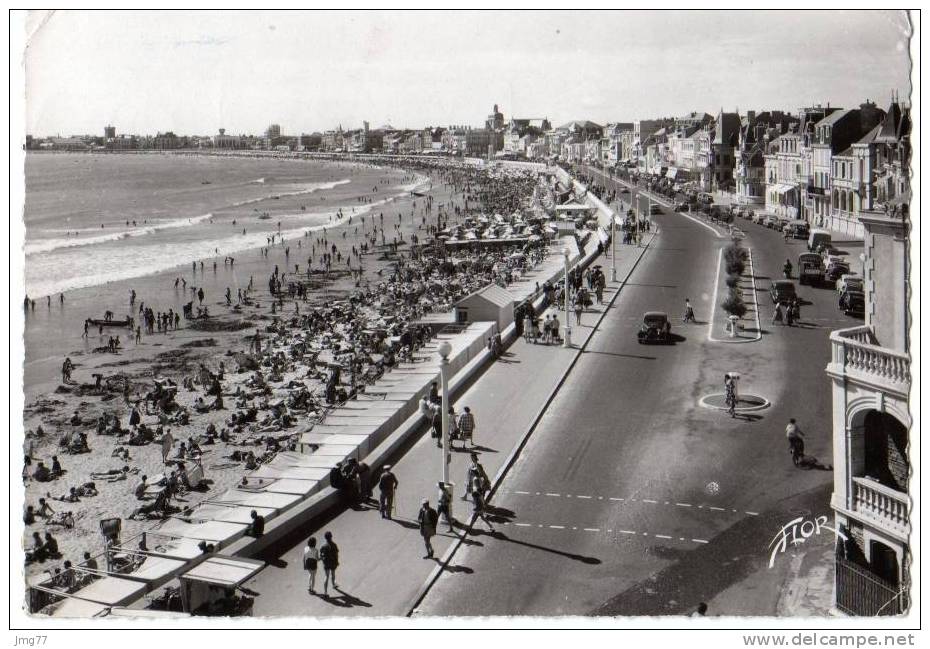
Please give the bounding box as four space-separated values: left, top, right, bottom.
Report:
23 10 913 137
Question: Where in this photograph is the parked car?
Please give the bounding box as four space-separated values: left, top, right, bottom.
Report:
839 290 865 317
770 280 797 304
637 311 671 344
825 262 852 283
650 203 663 215
752 211 766 225
763 214 779 229
836 274 863 295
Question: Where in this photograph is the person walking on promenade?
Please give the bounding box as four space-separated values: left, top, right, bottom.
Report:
574 297 584 326
418 499 438 559
543 315 553 344
437 482 455 533
464 453 490 501
377 465 398 519
550 312 560 344
458 407 476 448
772 302 784 326
319 531 339 595
470 473 496 533
303 537 320 594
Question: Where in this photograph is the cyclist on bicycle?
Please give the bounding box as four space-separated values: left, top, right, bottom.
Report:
723 374 739 416
786 418 805 459
683 298 696 323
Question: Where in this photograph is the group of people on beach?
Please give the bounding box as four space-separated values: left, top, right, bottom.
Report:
24 155 604 606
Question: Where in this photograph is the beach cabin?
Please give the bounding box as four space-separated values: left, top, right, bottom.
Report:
454 284 514 333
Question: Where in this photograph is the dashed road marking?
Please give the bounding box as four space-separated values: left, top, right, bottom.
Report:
584 527 600 532
655 534 672 539
515 522 531 527
550 525 565 529
619 530 636 535
693 539 709 544
499 490 756 516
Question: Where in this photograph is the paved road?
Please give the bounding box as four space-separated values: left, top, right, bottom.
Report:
416 172 862 617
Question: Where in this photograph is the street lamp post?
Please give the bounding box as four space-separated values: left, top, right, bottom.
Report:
563 247 572 348
610 208 618 281
437 340 452 500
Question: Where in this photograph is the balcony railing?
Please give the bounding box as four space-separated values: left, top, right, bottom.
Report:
830 326 911 395
852 476 910 538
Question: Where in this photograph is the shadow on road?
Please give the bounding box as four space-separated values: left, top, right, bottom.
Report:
474 529 603 565
321 587 372 608
590 483 832 616
582 350 657 361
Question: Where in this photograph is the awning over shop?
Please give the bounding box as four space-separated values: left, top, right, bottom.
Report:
773 183 797 195
555 203 594 212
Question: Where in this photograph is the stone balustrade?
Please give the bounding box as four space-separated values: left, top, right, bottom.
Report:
830 326 910 395
852 476 910 538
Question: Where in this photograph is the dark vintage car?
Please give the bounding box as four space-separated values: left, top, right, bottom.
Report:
825 262 851 283
839 290 865 317
770 280 797 304
637 311 672 344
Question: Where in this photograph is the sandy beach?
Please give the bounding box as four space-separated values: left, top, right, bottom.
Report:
21 155 473 578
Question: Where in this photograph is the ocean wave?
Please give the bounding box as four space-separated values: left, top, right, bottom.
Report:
227 178 352 208
25 216 335 298
24 213 216 255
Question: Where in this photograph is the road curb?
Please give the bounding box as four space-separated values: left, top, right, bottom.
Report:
406 231 657 616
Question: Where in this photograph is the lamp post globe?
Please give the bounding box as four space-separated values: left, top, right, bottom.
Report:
438 340 452 360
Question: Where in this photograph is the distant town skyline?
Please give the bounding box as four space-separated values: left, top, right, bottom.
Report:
24 10 913 136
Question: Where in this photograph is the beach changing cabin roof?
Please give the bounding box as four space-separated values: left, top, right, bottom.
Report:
180 555 265 588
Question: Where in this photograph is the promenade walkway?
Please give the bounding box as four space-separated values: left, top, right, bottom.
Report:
246 235 656 616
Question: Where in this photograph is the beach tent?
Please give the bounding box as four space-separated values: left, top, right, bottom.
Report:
64 576 147 608
50 597 109 618
179 555 265 614
156 519 247 545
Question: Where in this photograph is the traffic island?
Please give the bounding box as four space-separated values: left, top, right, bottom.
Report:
708 245 763 343
699 393 771 412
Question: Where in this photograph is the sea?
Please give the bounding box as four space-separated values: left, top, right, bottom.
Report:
20 152 425 396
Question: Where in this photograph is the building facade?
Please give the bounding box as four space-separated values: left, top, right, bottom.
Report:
827 206 911 616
